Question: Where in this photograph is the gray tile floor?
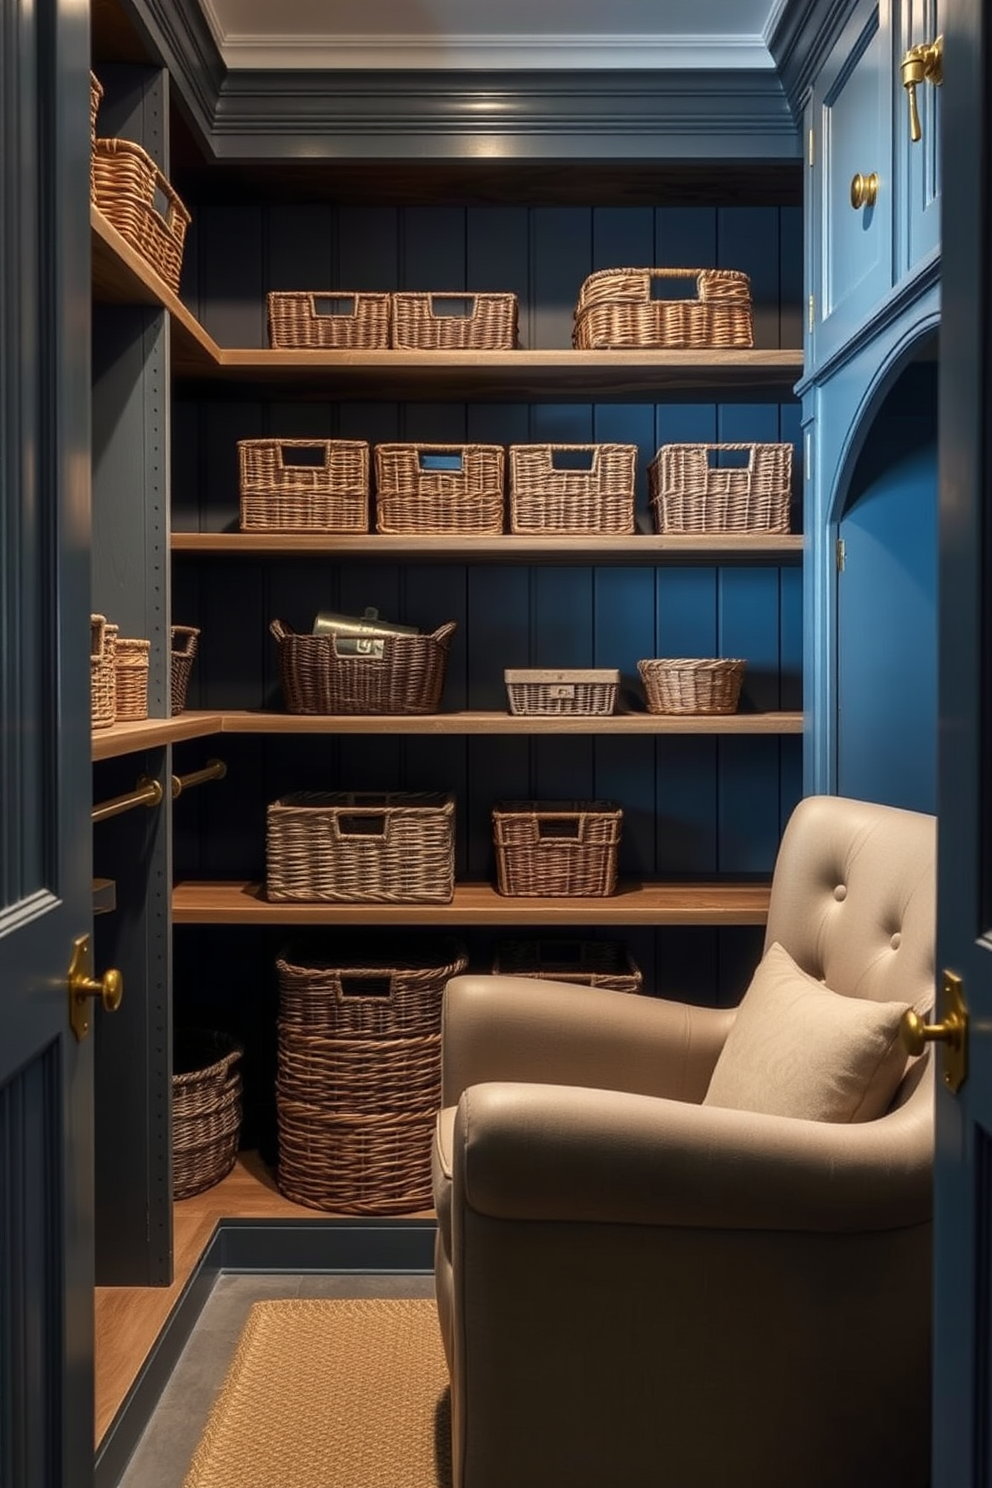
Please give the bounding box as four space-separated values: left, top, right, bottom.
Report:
115 1272 437 1488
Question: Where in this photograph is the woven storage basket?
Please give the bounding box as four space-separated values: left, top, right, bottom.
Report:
508 443 637 534
492 800 622 898
267 291 391 350
649 443 793 534
572 267 754 350
90 615 117 729
374 443 505 535
90 71 103 143
172 1029 243 1200
493 938 643 995
266 791 456 904
170 625 200 715
504 668 620 717
238 439 370 533
269 618 456 716
392 292 518 351
276 937 468 1040
91 137 191 296
638 657 746 716
114 637 150 722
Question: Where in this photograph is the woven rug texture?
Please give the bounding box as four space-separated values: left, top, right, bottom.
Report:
182 1296 452 1488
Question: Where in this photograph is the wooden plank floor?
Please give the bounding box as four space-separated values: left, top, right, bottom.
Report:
93 1152 433 1444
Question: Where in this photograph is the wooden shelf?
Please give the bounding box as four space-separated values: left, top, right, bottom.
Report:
215 709 803 735
91 713 224 761
172 880 771 926
172 532 803 564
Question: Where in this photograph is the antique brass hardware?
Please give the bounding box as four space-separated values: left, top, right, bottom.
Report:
901 35 943 143
92 774 163 824
901 970 968 1093
68 933 123 1041
172 758 227 799
850 172 879 210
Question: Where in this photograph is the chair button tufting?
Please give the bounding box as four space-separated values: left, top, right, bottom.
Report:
890 932 902 950
834 884 847 902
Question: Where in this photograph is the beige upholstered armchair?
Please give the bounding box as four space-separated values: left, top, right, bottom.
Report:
433 795 936 1488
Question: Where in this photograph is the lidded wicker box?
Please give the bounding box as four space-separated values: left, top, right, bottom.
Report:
269 618 456 716
238 438 370 533
266 791 456 904
638 657 746 716
504 668 620 717
572 267 754 350
493 938 643 995
114 637 151 722
170 625 200 715
492 800 622 898
275 936 469 1214
91 137 191 296
172 1028 243 1200
267 291 391 349
391 292 518 351
374 443 505 536
508 443 637 534
649 443 793 534
91 614 117 729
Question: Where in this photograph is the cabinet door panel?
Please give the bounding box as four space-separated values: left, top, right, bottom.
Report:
816 0 892 364
896 0 944 277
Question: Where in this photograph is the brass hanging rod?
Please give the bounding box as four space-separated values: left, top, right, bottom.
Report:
92 776 164 824
172 758 227 798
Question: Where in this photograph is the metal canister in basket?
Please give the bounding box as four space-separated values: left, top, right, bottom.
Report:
312 606 419 658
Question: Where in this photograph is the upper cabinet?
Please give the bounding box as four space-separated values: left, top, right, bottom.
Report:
806 0 942 371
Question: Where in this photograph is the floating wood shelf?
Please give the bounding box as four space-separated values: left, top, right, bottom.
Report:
172 532 803 564
172 880 772 926
91 713 224 762
215 709 803 735
91 208 803 401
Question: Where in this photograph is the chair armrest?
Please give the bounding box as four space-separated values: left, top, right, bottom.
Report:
449 1074 933 1234
440 974 735 1106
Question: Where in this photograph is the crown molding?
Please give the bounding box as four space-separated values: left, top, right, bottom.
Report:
123 0 225 147
210 33 775 73
766 0 862 114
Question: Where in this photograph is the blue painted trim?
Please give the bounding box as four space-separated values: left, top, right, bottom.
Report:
768 0 863 115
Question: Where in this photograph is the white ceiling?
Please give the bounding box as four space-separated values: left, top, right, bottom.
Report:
198 0 789 71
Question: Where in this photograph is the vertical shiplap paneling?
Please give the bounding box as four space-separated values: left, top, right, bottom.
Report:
718 206 781 349
196 204 266 347
266 204 337 297
337 207 401 291
467 208 531 346
532 207 592 350
592 565 657 874
403 207 467 290
779 206 804 351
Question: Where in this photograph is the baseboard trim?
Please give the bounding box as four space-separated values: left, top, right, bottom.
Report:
94 1217 437 1488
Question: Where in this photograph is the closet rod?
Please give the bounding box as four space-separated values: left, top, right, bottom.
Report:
172 758 226 798
92 776 164 824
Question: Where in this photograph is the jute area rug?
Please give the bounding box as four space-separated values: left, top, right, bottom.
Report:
183 1296 452 1488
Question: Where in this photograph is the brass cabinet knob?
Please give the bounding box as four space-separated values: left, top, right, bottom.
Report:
850 172 879 210
67 933 124 1040
900 971 968 1093
70 965 123 1014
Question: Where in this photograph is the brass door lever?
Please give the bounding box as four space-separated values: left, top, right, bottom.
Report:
901 36 943 143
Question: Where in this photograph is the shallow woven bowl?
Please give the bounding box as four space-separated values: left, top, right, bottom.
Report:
638 657 745 716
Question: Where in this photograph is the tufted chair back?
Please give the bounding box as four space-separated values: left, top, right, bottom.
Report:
764 793 936 1015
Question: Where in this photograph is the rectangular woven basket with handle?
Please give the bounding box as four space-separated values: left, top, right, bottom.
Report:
492 800 623 897
572 266 753 350
649 442 793 533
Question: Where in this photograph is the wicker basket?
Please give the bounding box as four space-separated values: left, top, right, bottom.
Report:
504 668 620 717
91 137 191 296
277 937 468 1043
114 637 150 722
572 267 754 350
269 618 456 716
267 291 391 350
638 657 746 716
90 72 103 142
172 1029 243 1200
170 625 200 715
238 439 370 533
374 443 505 535
649 443 793 534
493 938 643 995
91 615 117 729
508 443 637 534
391 292 518 351
266 791 456 904
492 800 622 898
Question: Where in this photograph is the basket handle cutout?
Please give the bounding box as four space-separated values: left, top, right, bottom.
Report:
313 295 357 318
706 447 753 469
650 271 700 300
418 451 464 472
537 818 581 840
151 181 176 228
338 974 393 1001
279 443 329 468
549 448 596 472
429 295 477 319
336 812 388 837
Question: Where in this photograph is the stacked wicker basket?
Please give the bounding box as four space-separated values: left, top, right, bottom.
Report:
90 617 199 727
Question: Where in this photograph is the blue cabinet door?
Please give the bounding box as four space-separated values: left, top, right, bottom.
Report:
813 0 893 366
895 0 943 278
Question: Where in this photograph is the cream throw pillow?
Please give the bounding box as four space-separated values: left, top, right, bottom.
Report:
703 942 911 1122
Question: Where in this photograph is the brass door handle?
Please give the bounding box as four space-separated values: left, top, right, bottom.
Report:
901 36 943 143
67 933 123 1040
850 172 879 210
900 971 968 1093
